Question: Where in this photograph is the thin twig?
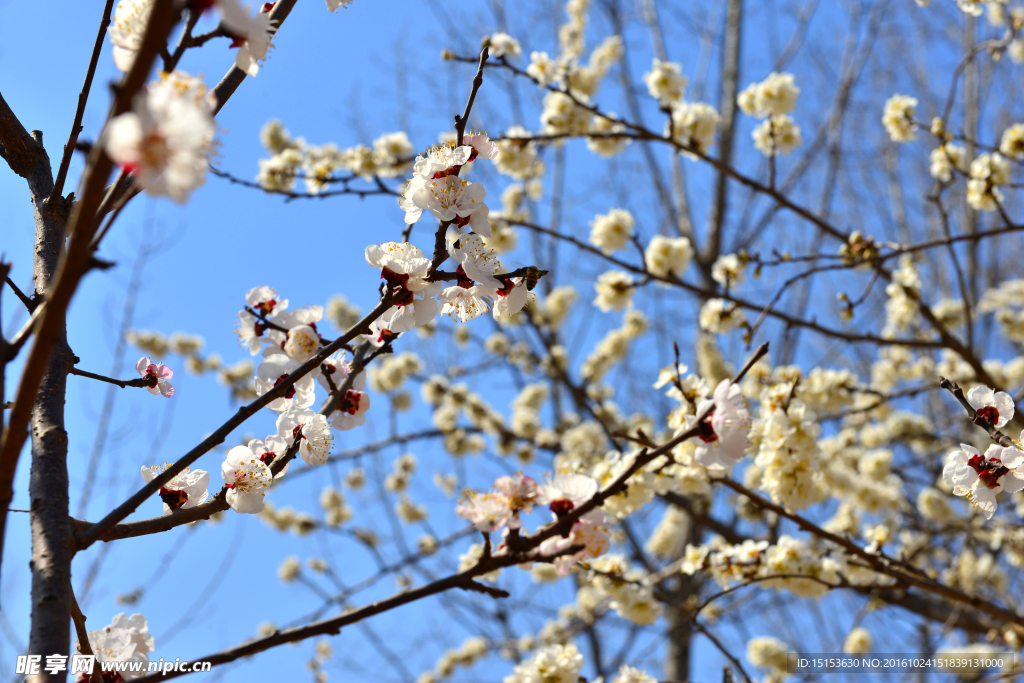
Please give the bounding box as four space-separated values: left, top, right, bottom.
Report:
50 0 118 203
69 586 103 683
3 274 35 312
68 367 148 389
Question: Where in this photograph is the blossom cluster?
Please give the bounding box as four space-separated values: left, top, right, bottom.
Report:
738 71 803 156
74 613 155 682
257 120 415 193
456 473 610 575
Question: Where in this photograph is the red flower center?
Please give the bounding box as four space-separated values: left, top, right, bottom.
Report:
158 487 188 509
260 452 276 466
549 498 575 516
339 390 363 415
273 374 296 399
977 406 1000 424
456 265 474 289
696 411 718 443
968 454 1009 489
381 266 411 288
496 279 515 297
255 299 277 316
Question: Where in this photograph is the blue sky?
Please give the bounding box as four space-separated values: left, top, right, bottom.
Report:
0 0 1006 681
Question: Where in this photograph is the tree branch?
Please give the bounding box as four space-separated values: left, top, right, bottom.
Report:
68 367 149 389
50 0 117 203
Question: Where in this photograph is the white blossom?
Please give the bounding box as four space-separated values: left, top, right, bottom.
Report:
752 114 802 156
643 59 687 106
929 144 967 182
687 380 752 470
109 0 153 71
593 270 635 312
943 443 1024 519
644 235 693 280
222 445 272 513
485 32 521 60
140 464 209 513
135 357 174 397
76 613 154 679
668 101 719 158
738 72 799 118
589 208 634 255
527 51 559 86
104 71 215 202
882 94 918 143
967 385 1015 427
277 408 334 465
255 354 316 412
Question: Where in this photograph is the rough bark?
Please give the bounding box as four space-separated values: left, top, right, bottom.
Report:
21 131 75 683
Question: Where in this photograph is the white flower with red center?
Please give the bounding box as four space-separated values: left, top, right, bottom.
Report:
439 284 493 322
215 0 277 77
538 509 611 575
317 351 365 392
366 242 433 292
415 143 473 178
265 305 324 351
135 357 174 397
463 132 497 160
140 464 209 513
448 234 503 290
76 612 154 680
967 385 1015 428
943 443 1024 519
492 277 530 322
237 287 286 354
367 319 398 348
399 146 470 224
247 435 288 468
255 354 315 412
689 379 752 470
279 324 321 364
104 72 215 203
410 176 491 236
538 473 599 516
222 445 272 513
277 407 334 465
494 473 538 528
380 285 441 333
236 310 265 355
246 285 289 316
456 491 513 532
109 0 154 71
331 390 371 431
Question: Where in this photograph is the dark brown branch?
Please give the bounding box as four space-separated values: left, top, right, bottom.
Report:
69 586 103 683
3 274 35 312
454 46 489 145
210 166 398 200
68 367 148 390
0 92 46 179
50 0 117 203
